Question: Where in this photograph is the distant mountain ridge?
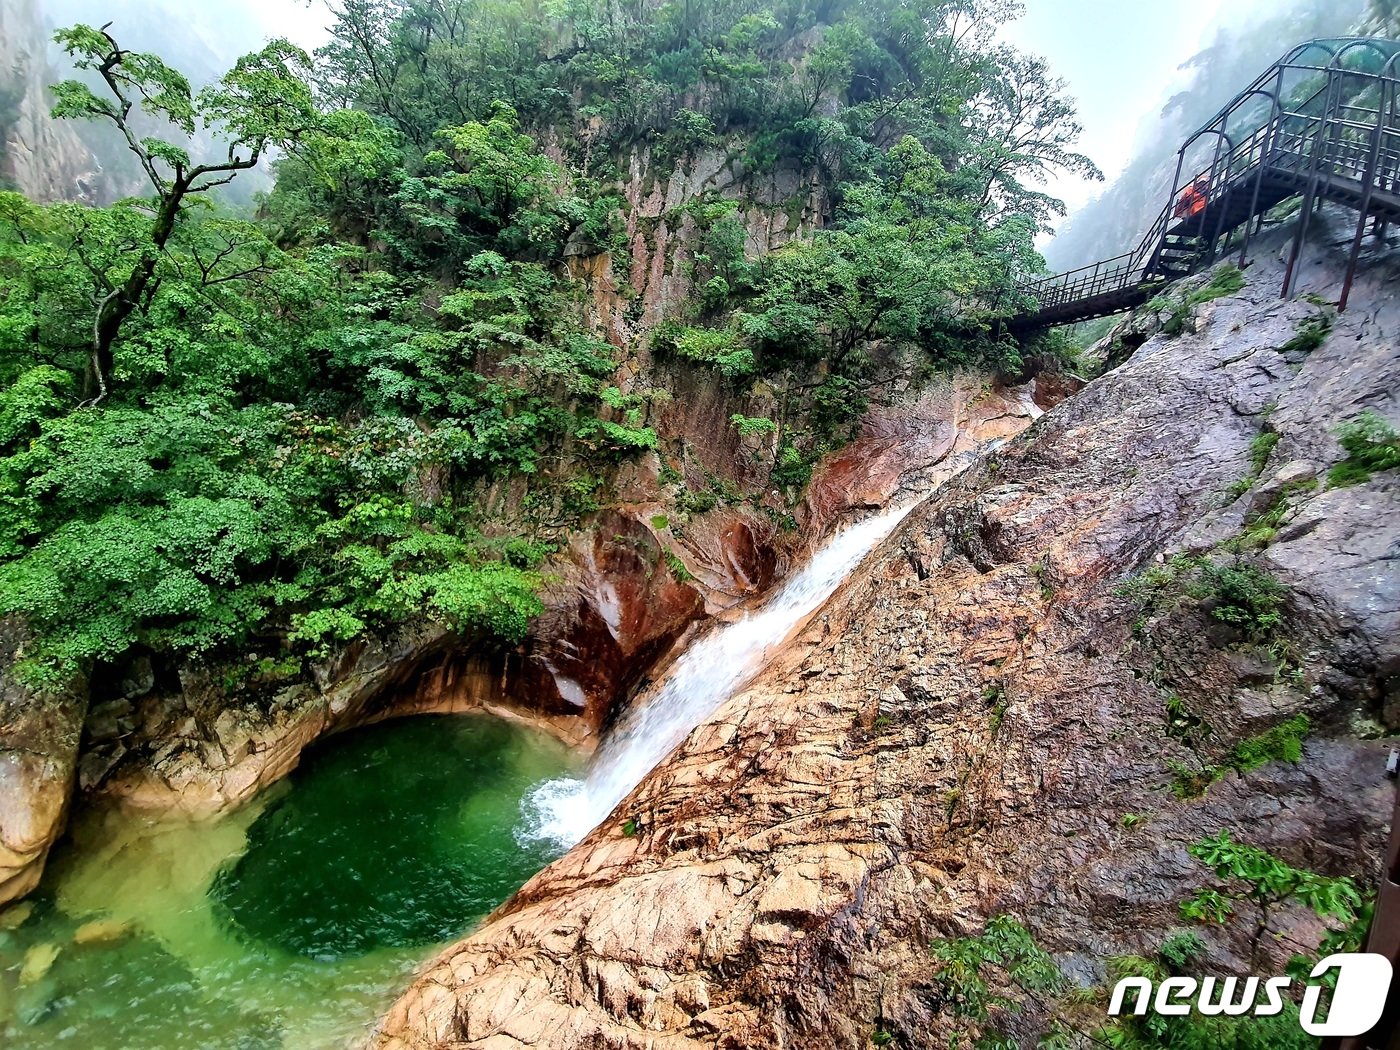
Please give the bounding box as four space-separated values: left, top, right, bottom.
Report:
0 0 95 200
0 0 287 204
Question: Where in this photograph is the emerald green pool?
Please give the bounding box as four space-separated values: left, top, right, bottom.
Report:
0 714 580 1049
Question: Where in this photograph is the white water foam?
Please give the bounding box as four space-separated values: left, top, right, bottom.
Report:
519 502 916 850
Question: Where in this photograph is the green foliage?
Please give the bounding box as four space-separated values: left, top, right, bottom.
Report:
663 549 695 583
984 683 1009 733
288 608 368 660
1157 931 1206 971
558 474 604 520
680 197 756 308
652 322 755 380
1230 714 1309 773
1151 264 1246 336
1280 310 1333 355
305 0 1094 386
1168 715 1309 798
1154 301 1193 338
1028 559 1054 602
1246 432 1279 477
1115 554 1199 611
1019 326 1084 375
1185 264 1246 307
771 443 813 490
0 366 75 447
929 916 1065 1048
0 28 679 684
1327 410 1400 487
1098 989 1312 1049
575 416 659 457
730 413 777 437
394 104 584 266
1188 562 1286 637
1102 837 1363 1049
47 25 345 401
52 26 320 183
1167 761 1213 800
312 0 1095 233
1067 314 1118 351
1163 694 1210 744
1179 887 1235 924
403 561 544 641
744 137 1037 373
1233 478 1315 549
1124 554 1287 642
1183 831 1363 929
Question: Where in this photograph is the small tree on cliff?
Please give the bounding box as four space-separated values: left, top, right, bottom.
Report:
50 24 322 402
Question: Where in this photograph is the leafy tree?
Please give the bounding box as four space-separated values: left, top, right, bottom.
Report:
929 915 1066 1048
51 25 323 400
744 136 1035 367
962 48 1102 229
396 104 584 266
1180 831 1363 964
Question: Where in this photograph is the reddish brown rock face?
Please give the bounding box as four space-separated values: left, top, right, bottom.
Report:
805 376 1075 539
805 417 957 524
530 513 707 729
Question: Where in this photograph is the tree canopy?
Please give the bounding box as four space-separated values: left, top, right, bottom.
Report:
0 2 1093 687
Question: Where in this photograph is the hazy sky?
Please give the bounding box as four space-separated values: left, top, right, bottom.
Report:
999 0 1234 215
243 0 332 48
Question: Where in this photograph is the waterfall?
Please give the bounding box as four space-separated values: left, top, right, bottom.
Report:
521 501 916 850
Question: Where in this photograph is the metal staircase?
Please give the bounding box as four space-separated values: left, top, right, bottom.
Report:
1011 37 1400 330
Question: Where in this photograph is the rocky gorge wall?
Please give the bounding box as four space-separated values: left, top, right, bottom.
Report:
0 364 1058 902
563 140 826 344
0 63 1077 904
372 216 1399 1048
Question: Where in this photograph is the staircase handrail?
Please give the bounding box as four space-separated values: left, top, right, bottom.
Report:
1015 37 1400 322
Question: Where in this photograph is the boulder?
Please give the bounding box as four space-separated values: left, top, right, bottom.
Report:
0 619 87 905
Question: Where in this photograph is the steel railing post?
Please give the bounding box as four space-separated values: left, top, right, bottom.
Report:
1340 78 1388 311
1283 71 1338 298
1239 68 1286 267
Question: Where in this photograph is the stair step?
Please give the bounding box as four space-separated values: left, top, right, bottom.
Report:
1022 70 1400 329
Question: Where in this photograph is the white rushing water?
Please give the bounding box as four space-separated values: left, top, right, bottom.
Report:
521 501 916 850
